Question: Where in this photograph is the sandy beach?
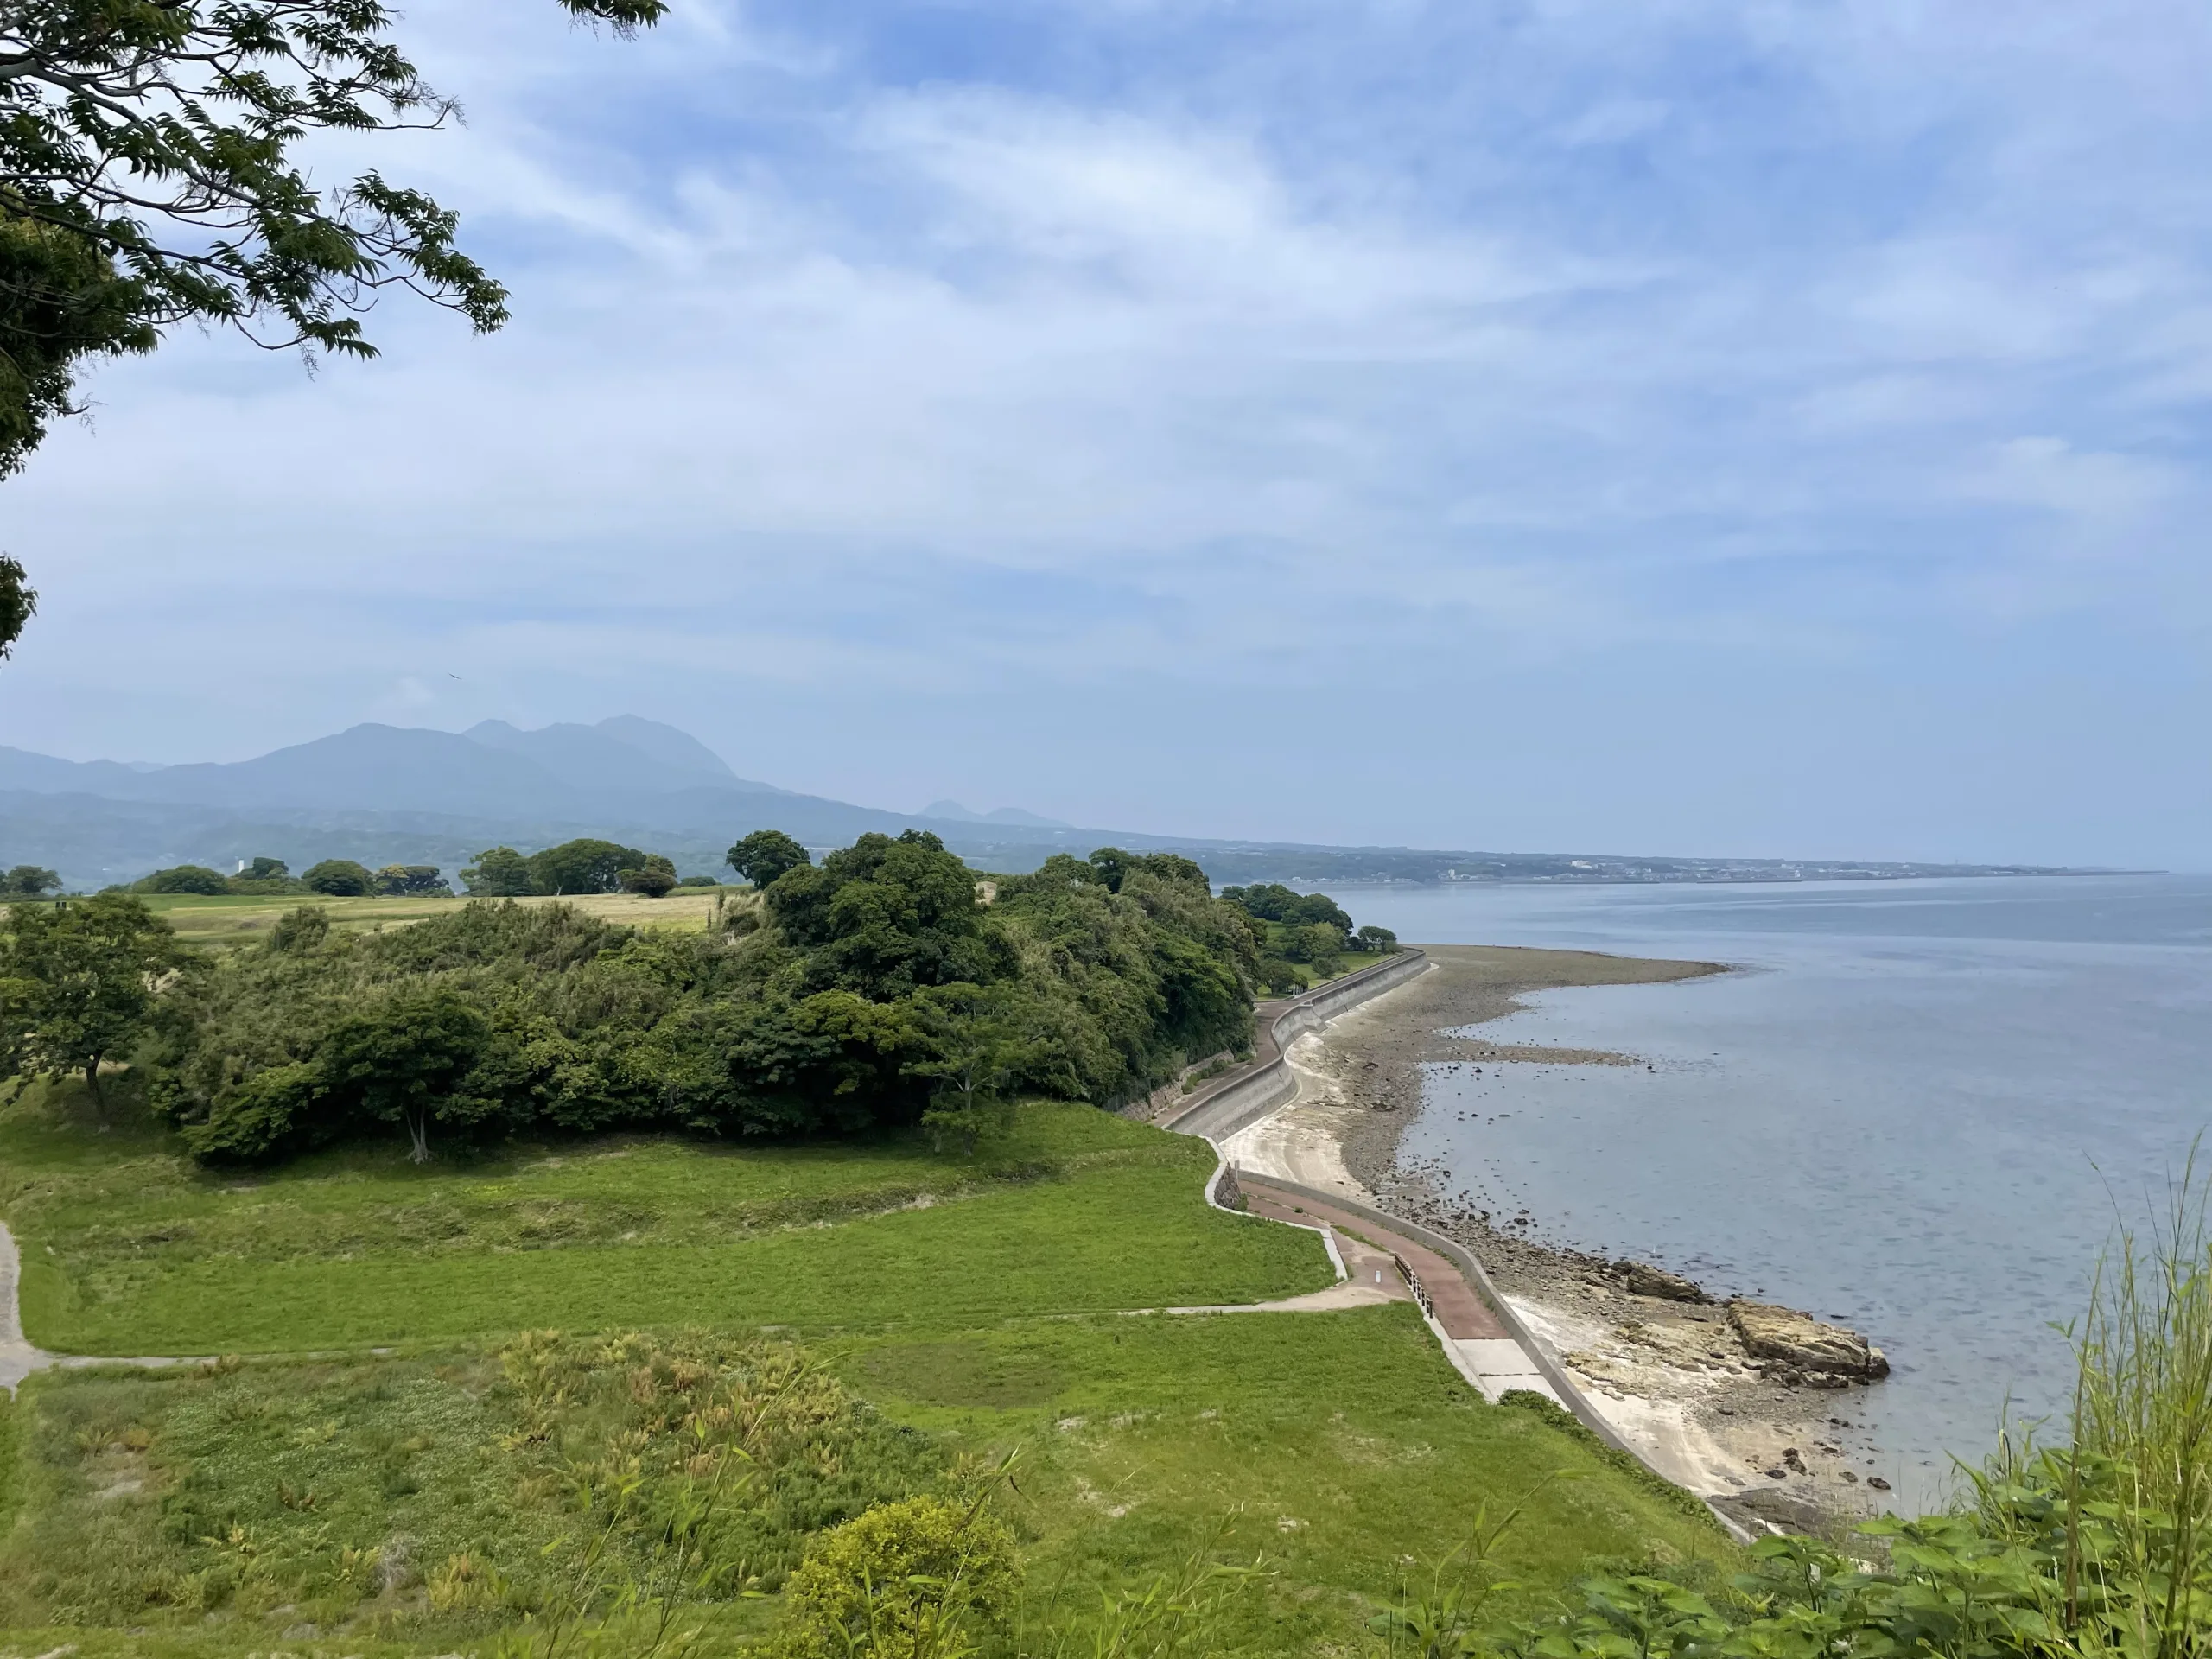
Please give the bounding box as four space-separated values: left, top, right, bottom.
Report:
1222 944 1902 1535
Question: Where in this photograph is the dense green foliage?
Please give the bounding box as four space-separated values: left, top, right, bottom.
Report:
149 832 1261 1163
459 839 671 898
0 0 665 476
303 857 377 897
133 863 230 896
0 893 182 1120
731 829 813 888
0 554 28 658
0 865 59 897
1220 881 1385 982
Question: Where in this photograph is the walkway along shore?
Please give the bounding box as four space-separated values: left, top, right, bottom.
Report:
1158 950 1756 1537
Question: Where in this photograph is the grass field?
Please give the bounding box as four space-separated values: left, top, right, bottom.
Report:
2 1085 1332 1353
126 887 741 947
0 1072 1730 1655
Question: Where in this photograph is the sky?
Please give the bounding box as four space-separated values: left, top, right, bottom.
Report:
4 0 2209 868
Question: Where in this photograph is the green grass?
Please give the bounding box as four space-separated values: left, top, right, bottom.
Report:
0 1076 1732 1655
123 887 737 948
3 1088 1332 1353
836 1307 1725 1645
0 1332 936 1643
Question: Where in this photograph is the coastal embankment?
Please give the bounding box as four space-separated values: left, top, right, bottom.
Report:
1169 944 1900 1535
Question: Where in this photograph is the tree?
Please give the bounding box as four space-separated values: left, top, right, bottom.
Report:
527 837 649 896
0 0 665 474
319 987 490 1162
243 857 289 881
460 845 535 897
0 2 667 664
372 864 448 896
1 865 60 897
617 855 678 897
766 830 997 1001
1356 925 1399 955
0 893 185 1122
727 830 810 890
0 554 32 658
302 858 375 896
905 984 1039 1157
135 862 228 895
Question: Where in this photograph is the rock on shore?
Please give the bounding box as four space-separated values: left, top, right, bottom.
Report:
1612 1259 1709 1302
1727 1300 1890 1381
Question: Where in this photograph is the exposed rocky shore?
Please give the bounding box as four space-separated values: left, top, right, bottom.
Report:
1298 944 1904 1533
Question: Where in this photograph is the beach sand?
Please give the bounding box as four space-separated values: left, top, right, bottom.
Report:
1226 944 1899 1534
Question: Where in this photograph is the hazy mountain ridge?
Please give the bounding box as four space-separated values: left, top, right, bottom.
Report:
0 717 2093 892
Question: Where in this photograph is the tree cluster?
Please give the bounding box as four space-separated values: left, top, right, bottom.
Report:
460 839 680 899
1218 882 1395 989
138 832 1261 1164
120 857 453 898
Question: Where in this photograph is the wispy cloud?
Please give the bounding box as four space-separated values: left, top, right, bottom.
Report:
4 0 2209 863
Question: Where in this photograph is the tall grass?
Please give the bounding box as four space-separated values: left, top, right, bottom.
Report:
2046 1147 2212 1657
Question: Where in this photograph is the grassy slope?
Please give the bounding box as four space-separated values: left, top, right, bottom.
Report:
2 1090 1332 1353
838 1308 1724 1649
0 1080 1728 1654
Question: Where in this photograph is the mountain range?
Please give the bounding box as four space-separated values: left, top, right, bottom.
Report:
0 717 2083 892
0 718 1175 889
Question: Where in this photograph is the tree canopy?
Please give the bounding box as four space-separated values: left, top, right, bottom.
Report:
527 838 651 896
302 858 375 897
0 893 184 1122
152 835 1267 1164
0 0 666 475
728 830 810 890
0 0 667 658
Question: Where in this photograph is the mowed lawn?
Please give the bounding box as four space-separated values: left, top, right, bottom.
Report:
1 1091 1332 1353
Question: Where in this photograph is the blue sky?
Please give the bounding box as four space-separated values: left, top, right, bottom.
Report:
6 0 2209 867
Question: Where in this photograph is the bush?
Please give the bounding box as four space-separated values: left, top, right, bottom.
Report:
135 863 229 895
768 1495 1017 1659
617 855 678 897
302 859 376 897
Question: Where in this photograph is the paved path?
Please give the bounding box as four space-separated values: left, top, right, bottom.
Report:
0 1224 54 1392
1237 1179 1559 1402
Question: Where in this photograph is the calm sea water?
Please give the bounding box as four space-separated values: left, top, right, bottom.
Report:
1320 874 2212 1510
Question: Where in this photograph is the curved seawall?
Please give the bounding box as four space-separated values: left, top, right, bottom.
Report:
1163 949 1432 1143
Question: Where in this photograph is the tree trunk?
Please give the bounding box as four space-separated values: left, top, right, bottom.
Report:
404 1107 431 1164
84 1057 107 1130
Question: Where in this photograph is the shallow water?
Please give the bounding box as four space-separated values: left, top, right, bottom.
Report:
1321 874 2212 1511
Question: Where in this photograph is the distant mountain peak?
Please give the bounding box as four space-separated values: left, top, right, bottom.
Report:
923 798 1071 830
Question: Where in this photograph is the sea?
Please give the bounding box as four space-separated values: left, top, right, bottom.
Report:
1315 873 2212 1512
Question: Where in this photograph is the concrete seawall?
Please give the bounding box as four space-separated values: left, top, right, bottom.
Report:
1162 949 1431 1143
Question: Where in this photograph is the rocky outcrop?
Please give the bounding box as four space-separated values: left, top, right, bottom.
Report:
1726 1300 1889 1380
1612 1259 1709 1302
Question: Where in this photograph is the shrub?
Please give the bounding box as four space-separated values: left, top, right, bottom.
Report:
617 855 678 897
768 1495 1017 1659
